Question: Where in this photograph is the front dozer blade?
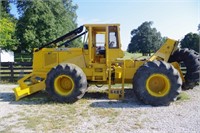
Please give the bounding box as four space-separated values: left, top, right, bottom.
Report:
13 86 31 101
13 73 45 101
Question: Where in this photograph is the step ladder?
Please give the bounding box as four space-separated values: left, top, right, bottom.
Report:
108 61 125 100
91 64 107 81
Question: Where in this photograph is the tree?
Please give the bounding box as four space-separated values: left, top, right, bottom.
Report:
0 0 18 51
127 21 162 55
0 0 10 15
16 0 80 52
180 33 199 52
16 0 56 52
44 0 80 47
61 0 81 47
0 18 17 50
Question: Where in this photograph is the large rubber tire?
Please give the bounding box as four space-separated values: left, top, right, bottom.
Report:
45 63 87 103
169 48 200 89
133 60 182 106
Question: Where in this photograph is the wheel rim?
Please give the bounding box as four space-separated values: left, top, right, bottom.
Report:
54 75 74 96
146 74 170 97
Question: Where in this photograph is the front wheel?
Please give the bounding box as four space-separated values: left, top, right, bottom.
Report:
45 63 88 103
133 60 182 106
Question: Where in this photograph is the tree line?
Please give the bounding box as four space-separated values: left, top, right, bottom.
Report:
127 21 200 54
0 0 199 54
0 0 80 53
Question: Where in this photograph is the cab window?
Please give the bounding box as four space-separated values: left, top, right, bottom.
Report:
109 26 118 48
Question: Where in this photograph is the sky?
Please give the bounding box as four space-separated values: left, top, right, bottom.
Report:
73 0 199 50
11 0 199 50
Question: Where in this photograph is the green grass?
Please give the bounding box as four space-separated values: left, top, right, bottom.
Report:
177 92 190 101
17 103 79 131
122 51 150 60
111 84 132 88
15 53 32 59
14 53 32 62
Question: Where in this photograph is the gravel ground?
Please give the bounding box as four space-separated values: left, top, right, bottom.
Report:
0 84 200 133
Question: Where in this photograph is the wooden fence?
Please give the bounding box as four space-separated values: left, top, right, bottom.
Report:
0 62 186 83
0 62 32 82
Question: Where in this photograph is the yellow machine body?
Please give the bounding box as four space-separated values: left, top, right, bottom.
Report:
13 24 184 101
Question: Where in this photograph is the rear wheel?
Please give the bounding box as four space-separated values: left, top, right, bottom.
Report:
45 63 87 103
133 60 182 106
169 48 200 89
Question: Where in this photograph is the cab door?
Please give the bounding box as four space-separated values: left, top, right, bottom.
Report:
106 26 124 62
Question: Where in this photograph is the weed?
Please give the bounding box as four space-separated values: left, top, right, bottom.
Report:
177 92 190 101
0 114 14 121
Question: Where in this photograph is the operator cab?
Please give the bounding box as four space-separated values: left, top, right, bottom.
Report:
83 24 124 65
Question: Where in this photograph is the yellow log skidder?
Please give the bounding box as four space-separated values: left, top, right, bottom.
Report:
13 24 200 106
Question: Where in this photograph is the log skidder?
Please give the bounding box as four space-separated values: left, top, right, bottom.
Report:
12 24 200 106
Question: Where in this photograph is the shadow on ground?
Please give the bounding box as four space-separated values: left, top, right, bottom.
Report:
0 91 50 105
88 89 151 108
0 89 151 108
